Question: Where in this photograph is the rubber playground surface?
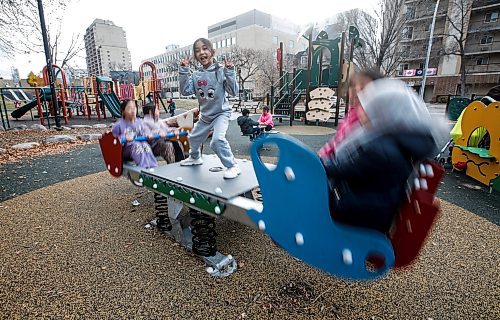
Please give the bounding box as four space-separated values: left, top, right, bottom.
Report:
0 110 499 319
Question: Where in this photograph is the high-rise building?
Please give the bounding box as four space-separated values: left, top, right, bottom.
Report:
84 19 132 77
142 9 306 98
396 0 500 102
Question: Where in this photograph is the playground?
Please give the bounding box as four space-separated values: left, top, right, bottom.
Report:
0 100 498 318
0 23 498 319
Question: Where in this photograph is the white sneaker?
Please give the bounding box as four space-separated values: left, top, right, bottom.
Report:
180 156 203 166
223 165 241 179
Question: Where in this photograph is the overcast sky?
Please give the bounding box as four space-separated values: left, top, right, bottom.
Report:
0 0 376 79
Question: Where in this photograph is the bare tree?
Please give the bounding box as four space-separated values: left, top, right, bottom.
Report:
440 0 473 96
254 49 279 96
253 49 296 96
335 0 408 75
232 46 262 99
0 0 83 68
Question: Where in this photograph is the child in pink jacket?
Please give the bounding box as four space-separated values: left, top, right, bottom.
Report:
318 70 383 158
259 106 274 131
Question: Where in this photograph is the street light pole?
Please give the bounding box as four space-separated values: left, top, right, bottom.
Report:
37 0 61 129
420 0 440 99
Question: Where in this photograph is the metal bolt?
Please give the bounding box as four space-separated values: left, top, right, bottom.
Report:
295 232 304 246
342 249 353 265
258 220 266 231
284 166 295 181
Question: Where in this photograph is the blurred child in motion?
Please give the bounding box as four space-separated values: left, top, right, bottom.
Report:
322 79 446 232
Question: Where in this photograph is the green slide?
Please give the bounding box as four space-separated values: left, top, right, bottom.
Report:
11 87 52 119
96 76 121 118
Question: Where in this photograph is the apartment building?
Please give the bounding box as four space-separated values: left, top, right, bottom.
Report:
142 9 305 98
396 0 500 102
84 19 132 77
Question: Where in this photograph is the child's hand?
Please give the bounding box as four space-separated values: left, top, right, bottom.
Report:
147 134 154 140
125 136 134 142
223 56 234 69
180 56 191 67
159 132 166 138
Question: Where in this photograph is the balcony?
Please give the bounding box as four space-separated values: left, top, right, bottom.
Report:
472 0 500 10
405 12 447 23
465 62 500 73
400 33 444 43
468 23 500 33
400 50 443 61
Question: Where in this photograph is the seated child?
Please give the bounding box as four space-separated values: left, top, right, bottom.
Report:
258 106 274 131
167 99 176 117
111 99 157 168
322 79 442 233
237 108 261 140
142 102 185 164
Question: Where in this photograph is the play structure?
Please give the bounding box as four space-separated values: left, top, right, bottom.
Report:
269 32 343 125
99 119 443 279
0 61 170 130
451 99 499 192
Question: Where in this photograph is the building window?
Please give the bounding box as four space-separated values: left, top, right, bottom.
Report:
272 36 278 45
406 6 415 19
480 34 494 45
219 40 222 48
288 40 294 49
485 12 498 23
232 37 236 45
300 55 307 65
476 56 489 65
402 27 413 40
401 45 411 57
419 62 424 69
397 63 409 76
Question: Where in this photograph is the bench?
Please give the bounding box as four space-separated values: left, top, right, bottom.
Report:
232 100 242 112
243 101 261 114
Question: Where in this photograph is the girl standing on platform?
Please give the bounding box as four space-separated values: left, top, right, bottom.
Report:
178 38 240 179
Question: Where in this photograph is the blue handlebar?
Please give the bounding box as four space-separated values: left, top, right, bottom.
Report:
120 131 189 143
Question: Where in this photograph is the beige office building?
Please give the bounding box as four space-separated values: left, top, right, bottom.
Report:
142 9 305 98
84 19 133 77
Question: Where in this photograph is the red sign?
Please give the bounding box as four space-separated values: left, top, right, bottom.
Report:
276 48 281 70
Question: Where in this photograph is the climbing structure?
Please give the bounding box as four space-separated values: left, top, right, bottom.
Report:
451 100 499 192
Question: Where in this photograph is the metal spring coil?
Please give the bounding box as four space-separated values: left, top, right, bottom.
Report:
154 193 172 232
190 209 217 257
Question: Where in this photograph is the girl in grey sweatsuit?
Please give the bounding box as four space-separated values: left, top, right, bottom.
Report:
178 38 241 179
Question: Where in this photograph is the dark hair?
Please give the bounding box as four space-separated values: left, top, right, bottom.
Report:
192 38 215 63
120 99 135 117
142 102 156 116
358 69 384 81
348 69 384 87
263 106 270 112
242 108 250 116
